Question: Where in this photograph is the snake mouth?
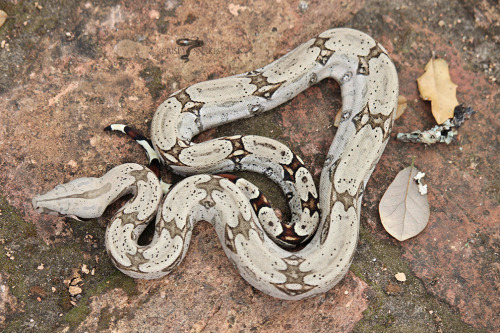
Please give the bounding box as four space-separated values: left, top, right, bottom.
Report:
32 197 55 214
32 197 64 216
32 196 95 222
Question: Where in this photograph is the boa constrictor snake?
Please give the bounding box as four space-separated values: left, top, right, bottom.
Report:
33 28 398 300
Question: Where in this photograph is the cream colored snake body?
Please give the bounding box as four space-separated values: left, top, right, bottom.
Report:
33 28 398 300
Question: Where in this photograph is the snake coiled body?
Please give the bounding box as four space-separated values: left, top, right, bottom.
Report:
33 28 398 300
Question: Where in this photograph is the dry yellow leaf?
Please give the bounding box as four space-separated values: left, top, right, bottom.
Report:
68 285 82 296
417 58 459 124
0 10 7 28
395 272 407 282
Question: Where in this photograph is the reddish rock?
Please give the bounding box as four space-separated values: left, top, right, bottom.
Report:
0 0 497 332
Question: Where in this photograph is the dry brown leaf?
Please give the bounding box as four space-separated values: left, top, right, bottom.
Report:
417 58 459 124
395 96 407 120
0 10 8 28
81 264 90 274
333 108 342 127
379 164 430 241
386 282 402 294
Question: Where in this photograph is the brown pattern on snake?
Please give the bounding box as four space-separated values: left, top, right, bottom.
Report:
282 155 303 183
311 37 335 65
357 43 385 76
227 136 250 162
351 104 394 140
129 168 152 183
158 214 187 240
117 211 142 227
301 192 319 216
224 215 254 254
248 73 286 100
163 139 191 166
174 89 205 114
272 256 316 296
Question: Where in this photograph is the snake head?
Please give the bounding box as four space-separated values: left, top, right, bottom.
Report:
32 177 114 219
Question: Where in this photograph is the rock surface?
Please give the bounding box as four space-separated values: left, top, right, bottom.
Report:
0 0 498 332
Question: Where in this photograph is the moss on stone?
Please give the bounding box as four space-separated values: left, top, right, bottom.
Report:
351 227 485 333
140 66 167 99
63 303 91 329
0 196 137 331
63 273 136 328
97 305 113 331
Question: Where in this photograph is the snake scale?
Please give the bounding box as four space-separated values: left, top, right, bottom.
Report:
33 28 398 300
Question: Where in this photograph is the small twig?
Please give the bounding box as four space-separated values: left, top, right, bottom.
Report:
396 105 476 144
